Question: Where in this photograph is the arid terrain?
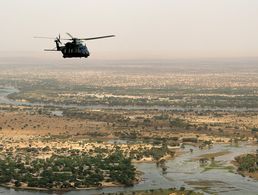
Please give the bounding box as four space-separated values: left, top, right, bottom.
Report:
0 59 257 194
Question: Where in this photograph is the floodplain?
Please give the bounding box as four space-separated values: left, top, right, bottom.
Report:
0 59 257 195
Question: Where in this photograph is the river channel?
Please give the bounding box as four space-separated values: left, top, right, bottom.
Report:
1 87 258 112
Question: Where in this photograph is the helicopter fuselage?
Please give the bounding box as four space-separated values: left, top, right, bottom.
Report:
58 40 90 58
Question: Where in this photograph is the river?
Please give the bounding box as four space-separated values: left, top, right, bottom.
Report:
1 87 258 112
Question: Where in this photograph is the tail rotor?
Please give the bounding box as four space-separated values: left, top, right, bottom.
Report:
54 33 62 50
55 34 62 44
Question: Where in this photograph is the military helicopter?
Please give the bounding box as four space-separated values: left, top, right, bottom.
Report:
35 33 115 58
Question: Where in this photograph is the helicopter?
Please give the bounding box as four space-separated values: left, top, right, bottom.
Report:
35 33 115 58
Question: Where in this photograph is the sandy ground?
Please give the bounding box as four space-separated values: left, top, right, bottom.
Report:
0 112 109 136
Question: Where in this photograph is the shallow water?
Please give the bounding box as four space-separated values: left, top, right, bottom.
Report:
161 144 258 195
0 87 18 105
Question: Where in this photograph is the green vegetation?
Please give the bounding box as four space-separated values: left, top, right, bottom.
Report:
202 161 235 173
235 154 258 173
0 137 174 191
251 127 258 133
169 118 190 129
129 143 174 161
198 151 230 159
0 150 135 189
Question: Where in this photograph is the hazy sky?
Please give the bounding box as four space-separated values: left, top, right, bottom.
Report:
0 0 258 62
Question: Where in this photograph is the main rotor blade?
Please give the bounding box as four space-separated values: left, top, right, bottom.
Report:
34 36 55 39
80 35 115 41
34 36 70 40
66 32 74 39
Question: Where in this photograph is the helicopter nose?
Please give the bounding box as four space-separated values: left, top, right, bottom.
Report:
85 49 90 56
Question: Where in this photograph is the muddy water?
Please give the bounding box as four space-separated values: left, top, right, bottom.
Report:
162 143 258 194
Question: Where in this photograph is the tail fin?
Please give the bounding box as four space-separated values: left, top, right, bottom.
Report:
55 34 62 50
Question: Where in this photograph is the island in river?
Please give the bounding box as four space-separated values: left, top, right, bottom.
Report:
234 153 258 180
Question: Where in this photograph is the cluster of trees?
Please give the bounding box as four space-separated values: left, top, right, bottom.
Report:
0 150 136 189
63 109 129 124
251 127 258 134
169 118 190 129
129 143 172 161
235 154 258 173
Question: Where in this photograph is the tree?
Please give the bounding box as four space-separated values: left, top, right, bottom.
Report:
15 180 21 187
